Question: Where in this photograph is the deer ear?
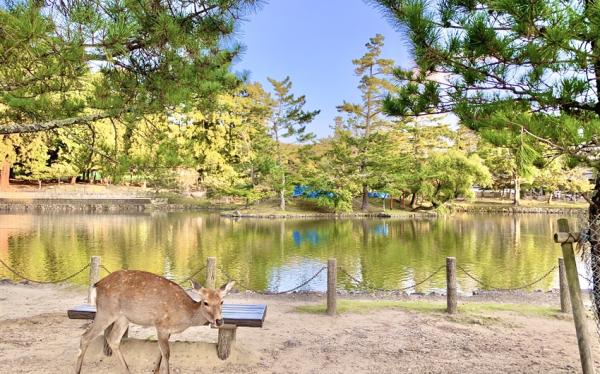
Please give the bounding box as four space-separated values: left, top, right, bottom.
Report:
190 280 203 291
219 280 235 296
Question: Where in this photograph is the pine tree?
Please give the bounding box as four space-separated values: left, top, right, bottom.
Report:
371 0 600 315
337 34 396 210
0 0 259 188
266 77 319 211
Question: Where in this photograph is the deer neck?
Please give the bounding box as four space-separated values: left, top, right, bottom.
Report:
189 301 209 326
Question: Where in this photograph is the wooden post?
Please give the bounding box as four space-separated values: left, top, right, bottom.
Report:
327 258 337 316
206 256 216 289
558 258 571 314
555 219 595 374
88 256 101 304
446 257 457 314
217 324 237 360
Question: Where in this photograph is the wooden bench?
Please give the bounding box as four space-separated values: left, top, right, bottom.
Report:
68 303 267 360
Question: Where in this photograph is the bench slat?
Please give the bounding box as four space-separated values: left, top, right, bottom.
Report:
68 303 267 328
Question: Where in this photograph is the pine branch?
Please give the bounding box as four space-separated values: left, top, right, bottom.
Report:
0 112 115 135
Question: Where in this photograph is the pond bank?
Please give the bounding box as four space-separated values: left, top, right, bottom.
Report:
449 203 588 215
1 282 598 373
220 210 438 219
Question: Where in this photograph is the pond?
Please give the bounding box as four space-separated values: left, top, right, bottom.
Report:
0 212 586 293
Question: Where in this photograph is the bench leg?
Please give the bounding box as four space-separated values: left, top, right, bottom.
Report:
217 324 237 360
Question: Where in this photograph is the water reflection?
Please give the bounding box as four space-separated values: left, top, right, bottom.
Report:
0 212 575 292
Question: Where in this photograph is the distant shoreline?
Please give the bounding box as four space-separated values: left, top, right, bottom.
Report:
0 189 589 216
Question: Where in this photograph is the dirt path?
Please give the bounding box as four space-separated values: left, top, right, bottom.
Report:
0 283 599 373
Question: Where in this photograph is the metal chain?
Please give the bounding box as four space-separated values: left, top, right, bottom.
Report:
579 272 594 284
457 264 558 292
338 265 446 292
179 265 207 284
218 265 327 294
0 258 90 284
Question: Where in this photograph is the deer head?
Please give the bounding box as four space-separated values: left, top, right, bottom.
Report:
190 280 235 327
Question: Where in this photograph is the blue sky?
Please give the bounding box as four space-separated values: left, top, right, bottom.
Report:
233 0 414 139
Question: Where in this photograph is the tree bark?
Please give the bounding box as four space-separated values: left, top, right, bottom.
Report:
547 192 553 204
361 184 369 211
513 176 521 206
590 174 600 324
279 170 286 211
410 192 417 209
0 157 9 191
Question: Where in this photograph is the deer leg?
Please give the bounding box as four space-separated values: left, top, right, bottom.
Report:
75 313 116 374
103 323 114 356
106 316 131 374
153 330 171 374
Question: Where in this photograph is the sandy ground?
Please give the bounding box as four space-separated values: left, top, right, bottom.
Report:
1 283 599 374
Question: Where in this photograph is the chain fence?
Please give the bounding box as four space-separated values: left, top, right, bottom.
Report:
337 265 446 292
576 209 600 339
178 264 206 285
456 264 558 292
1 255 562 295
0 258 90 284
217 265 327 294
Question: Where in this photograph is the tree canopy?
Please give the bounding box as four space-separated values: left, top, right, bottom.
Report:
370 0 600 315
0 0 260 134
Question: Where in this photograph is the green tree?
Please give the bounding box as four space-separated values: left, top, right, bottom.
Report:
0 0 258 188
533 157 594 203
480 126 540 205
336 34 396 210
372 0 600 311
394 117 453 208
266 77 319 211
420 151 491 207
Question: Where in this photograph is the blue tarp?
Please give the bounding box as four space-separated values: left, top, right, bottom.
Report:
293 185 388 200
368 191 390 199
293 185 335 199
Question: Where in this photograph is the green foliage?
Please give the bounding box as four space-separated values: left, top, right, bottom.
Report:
420 151 491 207
372 0 600 168
265 76 320 210
0 0 259 134
334 34 399 209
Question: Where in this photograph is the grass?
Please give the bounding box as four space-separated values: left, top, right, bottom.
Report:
296 300 562 319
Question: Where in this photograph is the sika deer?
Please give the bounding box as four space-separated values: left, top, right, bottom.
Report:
75 270 234 374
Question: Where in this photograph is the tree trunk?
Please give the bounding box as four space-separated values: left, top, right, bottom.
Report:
361 184 369 211
410 193 418 209
589 175 600 324
70 176 76 185
279 188 285 211
547 192 553 204
513 176 521 206
279 171 286 211
0 157 9 191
